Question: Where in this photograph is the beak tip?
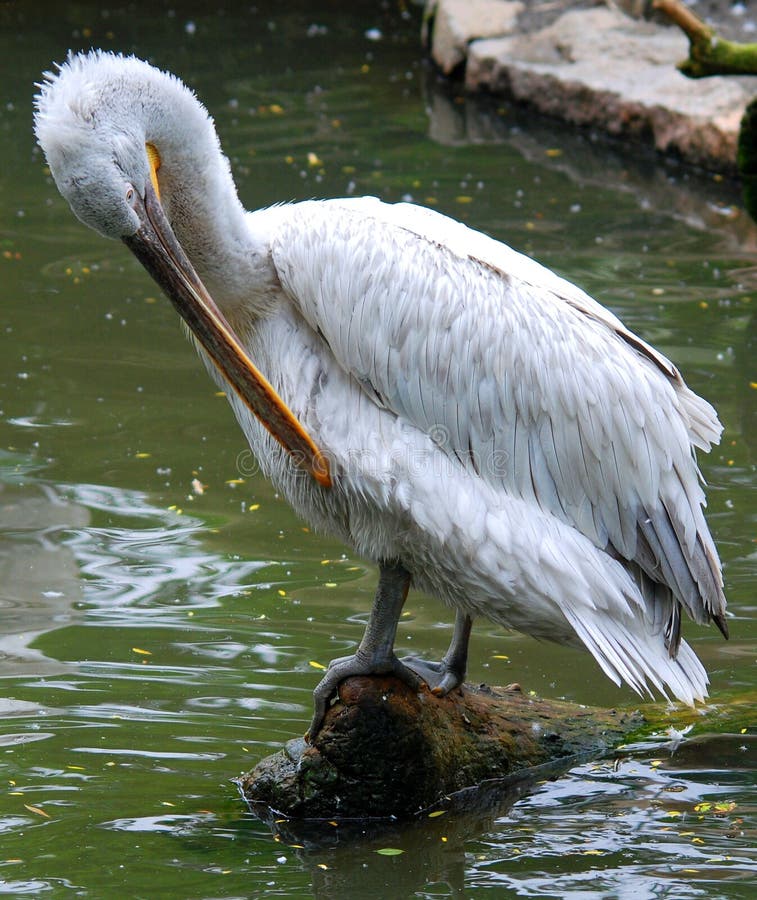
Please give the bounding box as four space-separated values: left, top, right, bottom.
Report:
312 460 333 489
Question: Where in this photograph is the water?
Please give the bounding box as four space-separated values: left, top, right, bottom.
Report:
1 1 755 897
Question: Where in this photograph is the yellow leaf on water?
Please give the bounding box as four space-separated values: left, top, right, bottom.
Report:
428 810 446 818
132 647 152 656
24 804 50 818
309 660 326 670
714 802 737 814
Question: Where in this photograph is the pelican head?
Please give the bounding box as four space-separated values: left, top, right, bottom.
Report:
34 52 178 239
34 51 331 487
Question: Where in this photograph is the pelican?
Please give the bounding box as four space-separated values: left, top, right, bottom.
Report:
34 51 728 738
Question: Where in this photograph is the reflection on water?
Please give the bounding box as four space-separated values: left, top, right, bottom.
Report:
0 0 754 897
0 465 86 677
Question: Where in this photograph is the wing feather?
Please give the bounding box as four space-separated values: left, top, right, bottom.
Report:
270 198 726 644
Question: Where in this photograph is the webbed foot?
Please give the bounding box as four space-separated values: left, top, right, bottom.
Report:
403 610 472 696
306 651 423 742
401 655 465 696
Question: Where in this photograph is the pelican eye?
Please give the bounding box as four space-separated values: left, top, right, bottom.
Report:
125 184 135 203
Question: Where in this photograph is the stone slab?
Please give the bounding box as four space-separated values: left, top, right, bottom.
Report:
426 1 755 172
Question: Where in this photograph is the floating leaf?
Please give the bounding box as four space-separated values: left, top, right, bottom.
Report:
376 848 403 856
714 802 737 814
24 804 50 818
132 647 152 656
309 660 326 670
428 810 446 818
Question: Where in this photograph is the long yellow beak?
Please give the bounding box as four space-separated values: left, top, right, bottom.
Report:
122 176 332 489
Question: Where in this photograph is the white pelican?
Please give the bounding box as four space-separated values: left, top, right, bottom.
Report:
34 51 728 737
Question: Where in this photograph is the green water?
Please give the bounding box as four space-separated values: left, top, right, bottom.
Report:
1 2 754 897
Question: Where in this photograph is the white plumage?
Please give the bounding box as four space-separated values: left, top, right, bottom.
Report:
34 51 727 734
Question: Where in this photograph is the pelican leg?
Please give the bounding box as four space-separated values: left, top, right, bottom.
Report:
402 609 472 696
307 559 423 741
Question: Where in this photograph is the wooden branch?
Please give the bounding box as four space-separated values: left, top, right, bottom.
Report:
654 0 713 43
235 675 646 821
654 0 757 78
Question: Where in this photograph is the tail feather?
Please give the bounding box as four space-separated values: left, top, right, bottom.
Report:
561 588 709 706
